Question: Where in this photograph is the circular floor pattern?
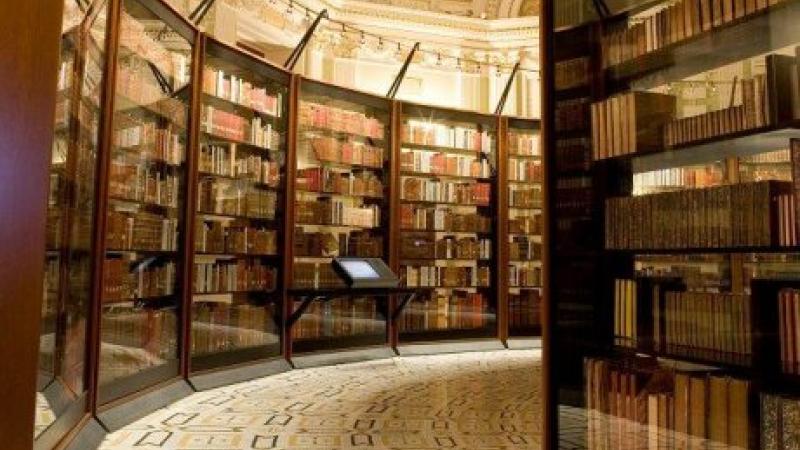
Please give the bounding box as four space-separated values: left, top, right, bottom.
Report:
101 350 541 450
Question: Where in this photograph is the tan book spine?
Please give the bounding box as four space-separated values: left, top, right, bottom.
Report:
728 379 749 449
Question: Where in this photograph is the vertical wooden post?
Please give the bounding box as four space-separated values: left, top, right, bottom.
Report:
282 74 301 361
89 0 123 413
181 32 205 379
0 0 65 446
540 1 556 450
497 116 510 343
388 100 402 349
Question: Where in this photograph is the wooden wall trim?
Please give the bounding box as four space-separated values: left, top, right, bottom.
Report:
540 0 556 449
0 0 66 447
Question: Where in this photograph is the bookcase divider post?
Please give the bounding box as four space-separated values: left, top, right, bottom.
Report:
389 100 402 350
283 74 301 361
180 31 205 378
88 0 123 413
497 115 510 342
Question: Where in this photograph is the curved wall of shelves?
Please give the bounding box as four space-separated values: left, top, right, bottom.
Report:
28 0 544 445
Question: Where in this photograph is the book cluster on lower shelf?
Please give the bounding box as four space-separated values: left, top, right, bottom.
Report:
293 263 346 289
292 298 383 339
400 205 492 233
403 120 494 152
585 357 751 450
296 168 383 198
202 106 280 150
295 200 380 228
605 180 797 250
109 162 180 209
400 233 492 261
202 66 282 118
191 303 279 355
400 265 491 288
114 123 184 165
294 229 382 258
103 258 176 303
400 292 491 332
555 57 590 91
309 137 383 169
401 150 492 179
106 210 178 252
193 260 277 295
658 291 753 364
198 180 278 220
100 307 178 381
509 290 541 329
601 0 792 70
299 101 384 140
199 145 282 188
194 222 278 255
509 131 542 157
402 178 492 205
779 288 800 374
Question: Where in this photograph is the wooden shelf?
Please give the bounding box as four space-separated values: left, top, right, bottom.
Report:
306 159 384 172
197 211 279 224
108 196 177 214
400 199 492 208
604 123 800 173
197 171 280 190
401 170 491 182
201 131 278 153
195 252 280 259
106 248 178 256
607 0 800 90
399 228 492 236
299 124 385 143
401 141 488 157
608 245 800 255
295 190 383 201
400 257 492 263
202 92 281 122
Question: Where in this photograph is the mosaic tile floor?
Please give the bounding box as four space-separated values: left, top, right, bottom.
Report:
101 350 541 450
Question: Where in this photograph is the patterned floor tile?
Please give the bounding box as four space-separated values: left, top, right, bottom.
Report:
101 350 541 450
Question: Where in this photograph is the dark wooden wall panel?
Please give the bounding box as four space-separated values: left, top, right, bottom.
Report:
0 0 66 447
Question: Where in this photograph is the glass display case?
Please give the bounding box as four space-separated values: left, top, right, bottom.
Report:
504 118 543 338
97 0 195 403
545 0 800 448
35 0 109 441
289 78 392 353
190 36 289 371
396 103 499 342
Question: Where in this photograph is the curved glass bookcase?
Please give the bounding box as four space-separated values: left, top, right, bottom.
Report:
35 0 109 443
190 36 290 372
290 78 392 354
97 0 196 404
396 103 500 343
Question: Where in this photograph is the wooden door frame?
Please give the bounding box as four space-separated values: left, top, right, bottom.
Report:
0 0 67 447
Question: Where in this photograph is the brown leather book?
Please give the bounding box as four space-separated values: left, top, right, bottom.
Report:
708 376 729 445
